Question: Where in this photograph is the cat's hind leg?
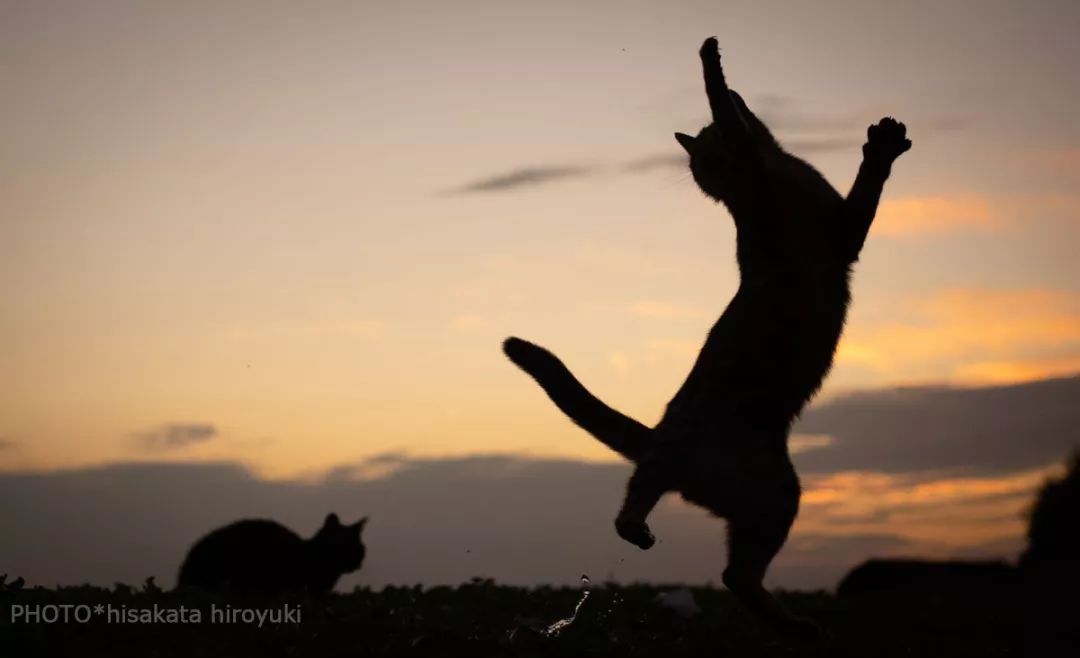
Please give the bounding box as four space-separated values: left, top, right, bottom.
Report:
722 495 822 642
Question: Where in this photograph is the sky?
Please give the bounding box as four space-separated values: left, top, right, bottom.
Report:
1 0 1079 589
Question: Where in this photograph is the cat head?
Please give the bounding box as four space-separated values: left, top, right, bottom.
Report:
312 513 368 573
675 39 776 204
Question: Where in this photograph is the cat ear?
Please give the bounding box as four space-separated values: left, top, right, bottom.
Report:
675 132 697 154
355 517 368 533
324 513 341 528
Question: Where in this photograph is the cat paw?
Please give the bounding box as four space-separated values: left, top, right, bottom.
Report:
864 117 912 162
615 517 656 550
700 36 719 58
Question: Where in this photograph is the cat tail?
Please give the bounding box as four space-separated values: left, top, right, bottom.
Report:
502 337 651 462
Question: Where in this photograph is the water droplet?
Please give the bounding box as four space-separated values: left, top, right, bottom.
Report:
542 573 593 638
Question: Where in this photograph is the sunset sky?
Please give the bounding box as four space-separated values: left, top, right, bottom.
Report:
2 0 1078 588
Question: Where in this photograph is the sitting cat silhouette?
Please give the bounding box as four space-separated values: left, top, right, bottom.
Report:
177 513 367 594
503 37 910 640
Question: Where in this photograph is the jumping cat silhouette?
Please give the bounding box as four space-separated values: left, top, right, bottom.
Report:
177 513 367 594
503 37 910 640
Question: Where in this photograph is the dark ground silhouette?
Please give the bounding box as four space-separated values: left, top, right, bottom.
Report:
1020 451 1080 653
0 578 1024 658
1021 450 1080 570
837 558 1017 596
837 451 1080 653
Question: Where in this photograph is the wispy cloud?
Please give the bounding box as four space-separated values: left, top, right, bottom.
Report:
445 166 595 194
789 433 835 454
954 355 1080 385
1013 147 1080 178
446 99 969 192
620 153 688 172
596 299 708 320
622 137 863 173
756 93 966 138
226 320 384 341
135 423 218 451
289 320 385 338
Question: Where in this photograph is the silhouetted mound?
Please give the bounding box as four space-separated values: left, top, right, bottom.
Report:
1018 451 1080 653
837 559 1018 597
1020 450 1080 571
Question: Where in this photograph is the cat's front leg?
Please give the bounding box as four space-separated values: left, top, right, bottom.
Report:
839 117 911 260
614 430 690 549
614 467 662 550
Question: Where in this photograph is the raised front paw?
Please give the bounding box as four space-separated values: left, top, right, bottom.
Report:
615 517 656 550
864 117 912 162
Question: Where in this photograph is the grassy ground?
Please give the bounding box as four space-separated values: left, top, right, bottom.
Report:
1 577 1024 657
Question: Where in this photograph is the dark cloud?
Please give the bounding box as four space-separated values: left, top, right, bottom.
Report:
793 375 1080 476
0 456 806 589
623 139 862 170
134 423 218 450
0 453 1031 593
446 166 594 194
449 92 968 194
619 137 863 174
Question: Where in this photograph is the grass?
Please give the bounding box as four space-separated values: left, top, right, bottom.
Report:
0 577 1024 657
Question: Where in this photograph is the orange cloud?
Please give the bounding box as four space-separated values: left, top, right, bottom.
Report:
789 433 835 454
838 287 1080 384
955 355 1080 385
872 190 1080 237
874 195 999 237
796 465 1059 550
